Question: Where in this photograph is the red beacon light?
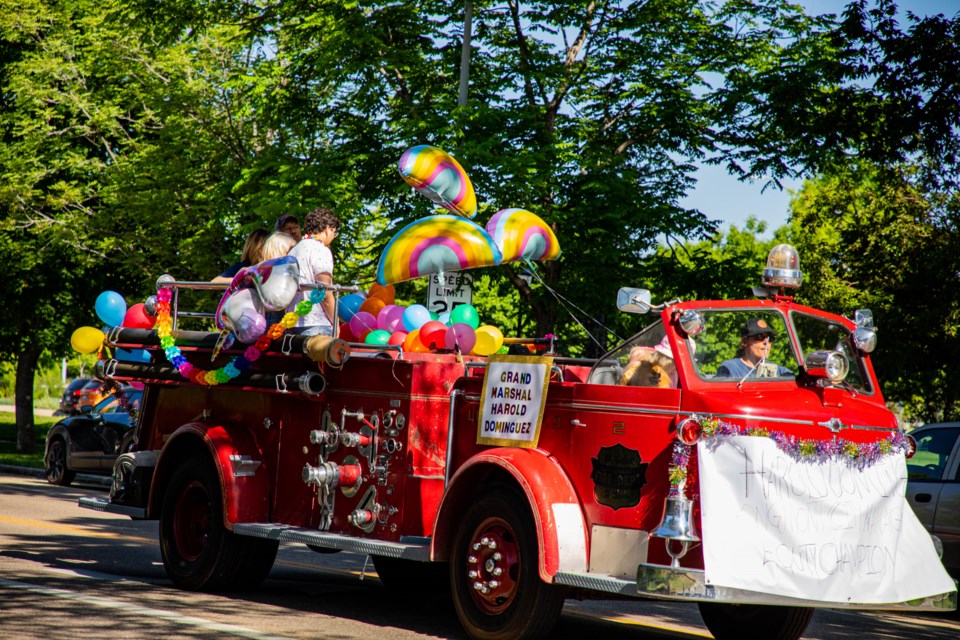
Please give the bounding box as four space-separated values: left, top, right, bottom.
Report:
905 434 917 459
762 244 803 290
677 417 703 445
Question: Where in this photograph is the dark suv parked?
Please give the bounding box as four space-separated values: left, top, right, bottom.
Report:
58 377 91 415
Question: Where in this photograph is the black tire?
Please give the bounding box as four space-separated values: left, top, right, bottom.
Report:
698 602 814 640
159 455 276 590
373 555 449 596
45 438 76 486
451 484 566 640
235 536 279 589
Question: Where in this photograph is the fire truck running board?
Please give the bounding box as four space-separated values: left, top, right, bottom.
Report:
233 523 432 561
78 497 147 519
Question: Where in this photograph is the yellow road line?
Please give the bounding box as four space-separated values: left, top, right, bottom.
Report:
0 514 120 538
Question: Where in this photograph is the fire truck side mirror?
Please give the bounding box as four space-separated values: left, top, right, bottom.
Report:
617 287 652 315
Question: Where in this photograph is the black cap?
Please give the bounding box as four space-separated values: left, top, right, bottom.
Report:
275 214 299 230
741 318 777 339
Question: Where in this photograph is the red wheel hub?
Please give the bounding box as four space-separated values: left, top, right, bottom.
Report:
463 516 522 614
173 480 212 561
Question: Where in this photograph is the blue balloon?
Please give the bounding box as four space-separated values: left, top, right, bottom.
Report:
338 293 365 322
115 348 151 364
95 290 127 327
438 311 452 326
402 304 431 332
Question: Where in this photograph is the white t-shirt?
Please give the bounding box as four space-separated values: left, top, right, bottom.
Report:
286 238 334 331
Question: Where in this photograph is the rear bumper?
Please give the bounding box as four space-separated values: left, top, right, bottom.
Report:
553 564 956 612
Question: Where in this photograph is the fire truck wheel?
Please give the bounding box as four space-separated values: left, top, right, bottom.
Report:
451 484 566 640
45 438 76 486
160 455 250 590
697 602 814 640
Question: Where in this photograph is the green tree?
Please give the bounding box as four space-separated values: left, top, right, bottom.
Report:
788 163 960 421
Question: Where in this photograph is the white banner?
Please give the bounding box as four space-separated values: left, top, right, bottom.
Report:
477 355 551 448
698 436 956 603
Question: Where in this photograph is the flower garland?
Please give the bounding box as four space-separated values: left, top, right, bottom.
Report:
668 417 911 489
155 287 325 386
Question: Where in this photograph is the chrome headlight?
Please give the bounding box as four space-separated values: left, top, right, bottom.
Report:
804 350 849 384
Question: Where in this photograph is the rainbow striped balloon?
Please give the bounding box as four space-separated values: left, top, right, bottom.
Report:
486 208 561 264
376 215 502 285
398 145 477 219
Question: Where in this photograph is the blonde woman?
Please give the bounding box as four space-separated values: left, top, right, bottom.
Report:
261 231 299 325
212 229 269 283
261 232 297 262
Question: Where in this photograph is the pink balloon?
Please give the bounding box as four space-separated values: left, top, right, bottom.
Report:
384 305 407 333
377 305 399 331
387 331 407 345
444 323 477 353
349 311 377 338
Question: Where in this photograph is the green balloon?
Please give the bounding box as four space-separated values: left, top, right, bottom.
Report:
364 329 391 345
450 304 480 329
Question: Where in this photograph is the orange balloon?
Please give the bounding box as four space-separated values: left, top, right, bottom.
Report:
359 296 386 317
368 283 395 305
403 328 429 353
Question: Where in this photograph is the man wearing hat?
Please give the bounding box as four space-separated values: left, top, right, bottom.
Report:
716 318 793 379
275 214 302 242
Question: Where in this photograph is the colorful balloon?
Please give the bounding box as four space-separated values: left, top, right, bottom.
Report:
450 303 480 329
418 320 448 350
473 325 504 357
387 331 407 346
486 208 561 264
337 322 357 342
364 329 391 345
95 291 127 327
382 305 407 333
338 293 365 322
398 145 477 218
368 283 395 305
444 323 477 353
359 296 386 318
349 311 377 339
401 304 431 332
71 326 105 354
376 215 502 285
403 329 430 353
122 303 155 330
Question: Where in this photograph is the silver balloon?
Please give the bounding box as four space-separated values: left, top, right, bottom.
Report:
143 295 158 317
250 256 301 311
218 288 267 344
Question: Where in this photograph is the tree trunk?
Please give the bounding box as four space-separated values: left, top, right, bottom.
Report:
15 340 42 454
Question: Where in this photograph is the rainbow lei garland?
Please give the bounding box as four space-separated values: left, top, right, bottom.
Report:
155 287 324 386
668 417 912 489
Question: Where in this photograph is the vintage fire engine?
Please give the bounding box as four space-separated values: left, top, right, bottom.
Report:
81 245 957 640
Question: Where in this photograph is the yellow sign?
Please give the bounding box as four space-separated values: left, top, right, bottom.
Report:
477 354 552 448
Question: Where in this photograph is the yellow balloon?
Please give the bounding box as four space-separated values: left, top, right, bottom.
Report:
71 326 105 354
472 325 504 357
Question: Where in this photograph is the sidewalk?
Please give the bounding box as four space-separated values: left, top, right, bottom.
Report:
0 404 57 417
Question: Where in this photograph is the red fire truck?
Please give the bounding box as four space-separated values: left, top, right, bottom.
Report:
81 245 956 640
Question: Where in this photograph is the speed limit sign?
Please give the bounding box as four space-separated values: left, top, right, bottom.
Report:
426 272 473 315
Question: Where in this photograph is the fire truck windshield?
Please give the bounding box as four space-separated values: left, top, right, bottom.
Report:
687 310 798 381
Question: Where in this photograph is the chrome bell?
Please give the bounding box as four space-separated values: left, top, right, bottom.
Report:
650 493 701 568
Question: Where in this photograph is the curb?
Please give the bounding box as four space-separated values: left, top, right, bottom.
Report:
0 463 112 487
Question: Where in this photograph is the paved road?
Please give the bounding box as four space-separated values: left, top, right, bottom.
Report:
2 471 958 639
